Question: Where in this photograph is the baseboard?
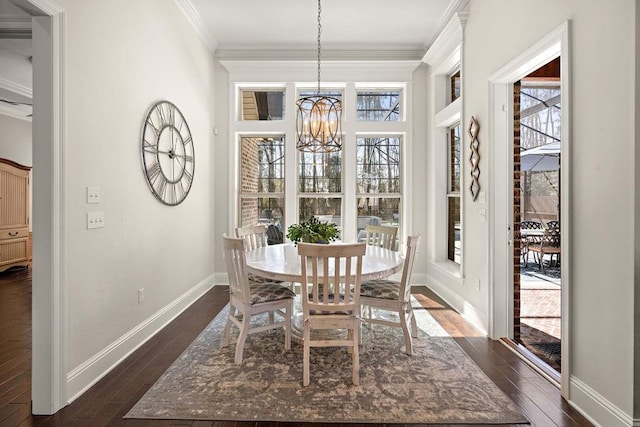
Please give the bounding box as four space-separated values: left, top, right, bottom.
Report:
65 275 216 404
425 272 488 336
214 272 228 284
569 376 634 427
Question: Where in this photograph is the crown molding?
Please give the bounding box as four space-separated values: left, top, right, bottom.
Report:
422 10 467 73
216 48 425 62
173 0 218 53
0 103 31 122
0 76 32 98
218 59 421 83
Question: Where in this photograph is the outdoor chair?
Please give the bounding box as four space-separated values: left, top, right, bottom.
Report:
520 220 543 265
527 225 560 272
359 234 421 355
221 235 295 364
363 224 398 251
298 242 366 386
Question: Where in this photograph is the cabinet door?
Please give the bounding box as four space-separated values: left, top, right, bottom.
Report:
0 239 28 267
0 167 29 230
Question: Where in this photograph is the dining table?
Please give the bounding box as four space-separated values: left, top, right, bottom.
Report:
244 242 405 342
244 242 404 283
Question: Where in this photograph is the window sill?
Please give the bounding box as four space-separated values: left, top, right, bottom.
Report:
430 259 463 281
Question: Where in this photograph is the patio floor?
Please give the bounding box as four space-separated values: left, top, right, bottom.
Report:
519 259 561 372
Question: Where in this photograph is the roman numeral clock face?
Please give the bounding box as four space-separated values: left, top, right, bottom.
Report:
141 101 195 206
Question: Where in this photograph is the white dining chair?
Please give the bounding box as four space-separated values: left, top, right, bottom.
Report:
221 234 295 364
298 242 366 386
364 224 399 251
359 234 421 355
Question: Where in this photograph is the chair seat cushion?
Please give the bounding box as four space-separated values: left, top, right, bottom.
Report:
249 283 295 305
360 279 400 300
248 273 283 284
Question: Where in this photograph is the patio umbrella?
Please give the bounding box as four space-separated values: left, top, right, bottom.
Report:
520 141 560 172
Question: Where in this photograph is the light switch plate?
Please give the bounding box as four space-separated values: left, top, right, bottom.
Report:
87 212 105 229
87 186 101 204
478 191 486 204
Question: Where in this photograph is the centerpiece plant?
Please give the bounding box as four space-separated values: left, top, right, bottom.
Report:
286 216 340 245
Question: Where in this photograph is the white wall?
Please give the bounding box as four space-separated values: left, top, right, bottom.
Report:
213 60 230 276
51 0 216 399
0 114 32 231
429 0 636 424
0 114 31 166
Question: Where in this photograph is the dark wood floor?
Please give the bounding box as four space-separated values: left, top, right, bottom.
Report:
0 268 592 427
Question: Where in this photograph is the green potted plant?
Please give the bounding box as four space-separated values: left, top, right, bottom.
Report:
286 216 340 245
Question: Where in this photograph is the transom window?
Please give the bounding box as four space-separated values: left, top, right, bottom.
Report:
240 89 285 121
356 91 400 121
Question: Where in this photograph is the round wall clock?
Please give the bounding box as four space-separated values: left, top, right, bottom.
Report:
141 100 195 206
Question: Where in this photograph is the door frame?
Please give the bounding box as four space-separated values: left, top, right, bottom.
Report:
488 21 571 397
18 0 67 414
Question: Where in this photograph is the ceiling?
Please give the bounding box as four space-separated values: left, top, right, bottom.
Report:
189 0 459 55
0 0 463 121
0 0 32 120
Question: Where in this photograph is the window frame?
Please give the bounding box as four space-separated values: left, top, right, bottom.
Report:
238 135 287 229
446 124 461 264
230 79 411 249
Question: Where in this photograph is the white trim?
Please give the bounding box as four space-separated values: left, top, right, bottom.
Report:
173 0 218 53
29 2 66 414
66 276 215 403
219 60 420 83
0 77 33 98
425 272 487 336
422 12 466 71
0 104 31 121
217 49 424 62
569 376 634 427
488 20 571 397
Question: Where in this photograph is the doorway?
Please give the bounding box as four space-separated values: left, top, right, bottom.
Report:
489 22 570 396
513 58 562 375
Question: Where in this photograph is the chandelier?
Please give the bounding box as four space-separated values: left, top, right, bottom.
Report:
296 0 342 153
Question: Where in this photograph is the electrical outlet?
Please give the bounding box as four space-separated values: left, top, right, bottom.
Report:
479 208 486 222
475 279 481 291
87 212 105 229
138 288 144 304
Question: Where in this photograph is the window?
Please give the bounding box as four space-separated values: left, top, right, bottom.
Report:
447 125 461 264
449 70 461 103
241 89 285 120
298 144 342 227
239 136 285 231
356 136 401 243
356 91 400 121
232 81 410 245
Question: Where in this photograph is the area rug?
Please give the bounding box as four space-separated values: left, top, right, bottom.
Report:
126 298 528 424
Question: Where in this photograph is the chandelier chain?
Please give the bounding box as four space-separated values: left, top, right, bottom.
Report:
317 0 322 95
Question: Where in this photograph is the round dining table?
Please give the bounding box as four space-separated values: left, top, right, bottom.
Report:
244 242 404 342
244 242 404 283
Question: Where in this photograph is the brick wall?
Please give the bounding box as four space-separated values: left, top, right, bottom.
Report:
240 137 259 226
513 81 522 343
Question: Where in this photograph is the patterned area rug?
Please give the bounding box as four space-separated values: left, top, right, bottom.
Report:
126 298 528 424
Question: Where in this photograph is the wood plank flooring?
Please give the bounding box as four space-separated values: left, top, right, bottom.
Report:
0 268 592 426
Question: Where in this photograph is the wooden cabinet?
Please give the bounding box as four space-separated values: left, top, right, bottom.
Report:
0 158 31 272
